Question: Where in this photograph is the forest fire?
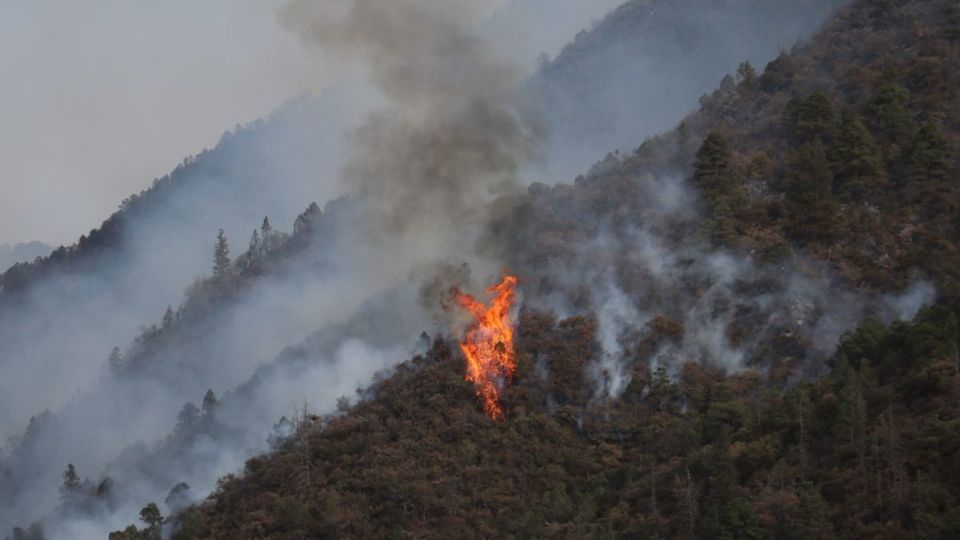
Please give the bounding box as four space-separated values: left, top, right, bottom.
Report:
452 275 518 420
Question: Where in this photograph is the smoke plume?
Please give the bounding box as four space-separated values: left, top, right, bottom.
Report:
280 0 543 254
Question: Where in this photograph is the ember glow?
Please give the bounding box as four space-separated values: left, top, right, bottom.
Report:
453 275 518 420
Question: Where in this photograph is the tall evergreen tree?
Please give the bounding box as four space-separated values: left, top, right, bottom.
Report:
797 91 836 142
867 78 914 161
162 306 174 328
60 463 82 502
213 229 230 279
693 131 733 197
904 123 952 210
737 61 757 89
248 229 260 257
831 112 884 198
202 389 218 415
260 217 273 255
785 140 839 243
905 123 951 185
782 96 804 138
107 346 123 371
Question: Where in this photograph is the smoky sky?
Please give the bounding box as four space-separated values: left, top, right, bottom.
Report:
0 0 334 246
0 0 618 247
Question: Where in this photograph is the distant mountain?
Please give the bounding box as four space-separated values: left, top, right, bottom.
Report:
0 241 51 274
483 0 624 69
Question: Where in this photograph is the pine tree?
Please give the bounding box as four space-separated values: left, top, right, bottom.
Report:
107 346 123 371
785 140 839 244
797 91 836 142
903 123 952 209
831 112 883 198
867 78 914 161
202 389 218 415
248 229 260 257
693 131 733 197
905 123 950 185
60 463 82 501
709 198 737 247
737 61 757 90
782 96 804 137
162 306 174 328
213 229 230 279
260 217 273 255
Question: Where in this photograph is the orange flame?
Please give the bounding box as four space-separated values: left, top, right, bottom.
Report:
453 275 518 420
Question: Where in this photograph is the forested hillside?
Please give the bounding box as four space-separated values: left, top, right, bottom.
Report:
615 0 960 289
4 0 959 538
530 0 846 180
0 88 369 453
146 0 960 538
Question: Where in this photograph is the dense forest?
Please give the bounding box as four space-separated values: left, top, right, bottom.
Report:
3 0 960 538
115 0 960 538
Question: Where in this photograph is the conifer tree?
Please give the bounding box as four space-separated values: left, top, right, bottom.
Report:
60 463 82 502
831 112 883 197
213 229 230 279
797 91 836 142
162 306 174 328
905 123 951 185
107 346 123 371
202 389 218 415
248 229 260 257
693 131 733 197
785 140 839 243
867 78 914 160
737 61 757 90
260 217 273 255
176 402 200 431
904 123 952 209
782 96 804 137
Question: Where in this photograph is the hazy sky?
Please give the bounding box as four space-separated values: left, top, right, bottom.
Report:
0 0 622 246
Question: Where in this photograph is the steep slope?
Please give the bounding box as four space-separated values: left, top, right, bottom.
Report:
0 191 435 537
607 0 960 289
161 0 960 538
0 86 373 443
174 302 960 539
530 0 847 181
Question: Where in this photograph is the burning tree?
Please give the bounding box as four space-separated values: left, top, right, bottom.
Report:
452 275 518 420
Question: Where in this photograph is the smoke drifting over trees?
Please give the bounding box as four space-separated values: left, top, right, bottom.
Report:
4 0 960 537
280 0 543 260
